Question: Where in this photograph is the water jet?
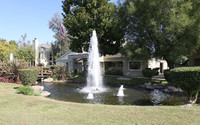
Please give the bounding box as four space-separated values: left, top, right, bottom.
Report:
10 53 14 62
117 85 125 97
80 30 106 94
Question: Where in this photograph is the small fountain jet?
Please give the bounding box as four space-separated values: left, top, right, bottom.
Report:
86 92 94 100
117 85 125 97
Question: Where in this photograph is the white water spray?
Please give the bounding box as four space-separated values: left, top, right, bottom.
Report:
117 85 125 97
86 92 94 100
10 53 14 62
80 30 106 93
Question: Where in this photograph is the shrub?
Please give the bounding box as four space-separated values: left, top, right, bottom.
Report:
0 60 28 82
0 77 10 83
52 75 57 80
105 68 123 75
51 66 69 80
17 85 34 95
170 67 200 104
164 69 171 82
34 91 41 96
142 68 159 79
19 68 38 85
0 77 15 83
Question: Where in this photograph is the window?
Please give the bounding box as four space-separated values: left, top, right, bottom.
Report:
117 62 123 67
129 61 141 70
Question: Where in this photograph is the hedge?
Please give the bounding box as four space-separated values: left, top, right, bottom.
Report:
142 68 159 79
170 67 200 103
19 68 38 85
164 69 171 82
105 68 123 75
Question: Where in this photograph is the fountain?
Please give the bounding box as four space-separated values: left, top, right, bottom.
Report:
117 85 125 97
80 30 106 94
86 93 94 100
119 85 124 90
10 53 14 62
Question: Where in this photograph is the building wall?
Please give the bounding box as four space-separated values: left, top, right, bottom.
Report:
33 38 52 66
56 60 68 67
39 49 51 66
56 51 169 77
123 59 148 77
148 58 168 73
100 53 148 77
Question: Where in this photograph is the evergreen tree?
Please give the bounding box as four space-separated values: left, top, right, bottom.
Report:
62 0 125 55
120 0 200 68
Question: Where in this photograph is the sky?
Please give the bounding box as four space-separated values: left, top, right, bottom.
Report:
0 0 117 45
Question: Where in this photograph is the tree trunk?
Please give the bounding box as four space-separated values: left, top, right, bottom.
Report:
189 91 199 104
166 60 175 69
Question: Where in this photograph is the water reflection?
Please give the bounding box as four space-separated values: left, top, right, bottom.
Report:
150 89 170 105
39 82 187 105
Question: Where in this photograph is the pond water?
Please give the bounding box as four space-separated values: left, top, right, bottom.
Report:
39 82 187 106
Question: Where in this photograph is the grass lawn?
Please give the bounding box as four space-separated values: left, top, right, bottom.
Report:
0 83 200 125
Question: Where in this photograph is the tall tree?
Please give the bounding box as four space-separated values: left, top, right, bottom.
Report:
120 0 200 68
9 40 18 47
15 47 35 63
15 34 35 64
62 0 125 55
49 12 70 61
0 41 17 61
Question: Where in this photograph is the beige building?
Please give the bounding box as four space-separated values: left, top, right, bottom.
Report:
56 50 168 77
32 38 53 66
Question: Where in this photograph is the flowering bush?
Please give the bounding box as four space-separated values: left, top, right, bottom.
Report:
0 77 20 84
0 77 9 83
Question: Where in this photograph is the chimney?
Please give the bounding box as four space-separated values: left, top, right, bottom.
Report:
33 38 39 66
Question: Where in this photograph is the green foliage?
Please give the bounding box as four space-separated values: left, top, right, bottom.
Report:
164 69 171 83
170 67 200 92
121 42 151 61
120 0 200 68
17 85 34 95
52 75 57 80
19 68 38 85
0 41 17 61
142 68 159 79
15 46 35 62
62 0 125 55
170 67 200 103
9 40 18 47
105 68 123 75
50 65 68 80
73 73 85 78
34 91 41 96
70 73 86 83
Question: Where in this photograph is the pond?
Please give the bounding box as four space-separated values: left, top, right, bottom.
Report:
39 82 187 106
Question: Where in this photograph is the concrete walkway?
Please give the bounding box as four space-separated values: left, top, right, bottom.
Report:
152 74 165 80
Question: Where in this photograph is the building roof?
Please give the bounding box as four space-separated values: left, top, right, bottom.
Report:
39 44 51 51
56 50 88 62
39 44 51 48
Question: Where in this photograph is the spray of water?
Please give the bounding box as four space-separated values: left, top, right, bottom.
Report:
80 30 106 94
10 53 14 62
